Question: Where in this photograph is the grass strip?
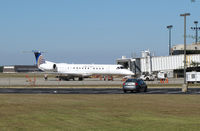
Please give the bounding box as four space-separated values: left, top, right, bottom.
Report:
0 94 199 130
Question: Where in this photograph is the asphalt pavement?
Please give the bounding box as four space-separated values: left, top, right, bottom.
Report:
0 88 199 94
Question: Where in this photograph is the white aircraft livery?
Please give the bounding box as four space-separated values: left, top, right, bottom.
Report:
34 51 134 80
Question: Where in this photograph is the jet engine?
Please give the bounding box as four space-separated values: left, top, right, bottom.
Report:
53 64 57 72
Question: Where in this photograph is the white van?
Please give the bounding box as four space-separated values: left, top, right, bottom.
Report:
157 71 167 79
186 72 200 83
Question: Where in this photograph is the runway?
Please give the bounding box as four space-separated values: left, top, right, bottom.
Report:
0 88 200 94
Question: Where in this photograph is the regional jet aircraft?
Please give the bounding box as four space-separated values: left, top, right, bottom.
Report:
34 51 134 81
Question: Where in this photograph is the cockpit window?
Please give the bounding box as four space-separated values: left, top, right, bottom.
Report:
116 66 125 69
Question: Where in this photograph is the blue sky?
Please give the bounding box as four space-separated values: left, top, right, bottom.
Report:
0 0 200 65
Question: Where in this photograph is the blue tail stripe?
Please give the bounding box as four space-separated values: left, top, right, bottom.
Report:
34 52 41 64
34 51 45 66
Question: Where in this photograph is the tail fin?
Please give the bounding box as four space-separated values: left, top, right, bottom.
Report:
33 51 46 67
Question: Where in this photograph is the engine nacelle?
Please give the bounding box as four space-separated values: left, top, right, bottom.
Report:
53 64 57 72
53 64 56 69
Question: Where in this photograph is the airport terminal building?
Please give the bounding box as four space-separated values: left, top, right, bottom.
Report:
3 65 41 73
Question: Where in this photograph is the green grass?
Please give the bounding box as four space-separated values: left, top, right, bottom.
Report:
0 94 200 131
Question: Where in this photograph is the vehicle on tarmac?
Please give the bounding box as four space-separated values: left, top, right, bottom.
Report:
186 71 200 83
140 74 155 81
157 71 167 80
122 79 147 93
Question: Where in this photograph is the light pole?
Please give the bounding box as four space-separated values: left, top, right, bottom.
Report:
180 13 190 92
191 21 200 44
167 25 173 55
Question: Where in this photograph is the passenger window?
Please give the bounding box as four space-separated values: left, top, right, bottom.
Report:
117 66 125 69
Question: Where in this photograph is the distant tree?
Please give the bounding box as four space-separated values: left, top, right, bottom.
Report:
186 35 200 42
191 61 200 67
190 61 200 71
0 66 3 72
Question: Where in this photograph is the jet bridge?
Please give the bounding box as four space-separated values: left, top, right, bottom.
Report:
116 56 141 76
